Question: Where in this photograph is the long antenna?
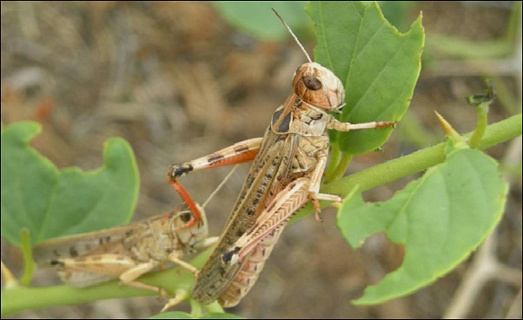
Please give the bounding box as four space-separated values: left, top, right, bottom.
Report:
272 8 312 63
202 164 239 209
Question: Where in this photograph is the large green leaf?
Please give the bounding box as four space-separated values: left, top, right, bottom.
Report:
337 148 507 304
1 122 139 245
213 2 309 40
307 1 424 154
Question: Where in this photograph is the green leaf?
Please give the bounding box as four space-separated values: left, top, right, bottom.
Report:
379 1 415 32
213 1 309 40
1 122 139 246
337 148 507 304
306 1 424 154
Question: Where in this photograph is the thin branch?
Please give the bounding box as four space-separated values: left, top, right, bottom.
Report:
321 113 522 196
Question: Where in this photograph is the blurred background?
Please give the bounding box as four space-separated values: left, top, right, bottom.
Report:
1 1 521 318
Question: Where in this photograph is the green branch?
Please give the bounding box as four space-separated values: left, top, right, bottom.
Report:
1 114 521 317
19 229 35 286
323 113 521 195
324 144 342 179
290 113 522 222
1 250 211 316
324 153 353 184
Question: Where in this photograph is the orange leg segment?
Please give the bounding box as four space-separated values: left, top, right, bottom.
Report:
168 180 202 226
167 138 262 225
168 138 262 180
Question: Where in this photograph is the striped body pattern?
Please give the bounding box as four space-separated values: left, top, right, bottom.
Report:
168 27 395 306
34 200 209 289
169 62 350 306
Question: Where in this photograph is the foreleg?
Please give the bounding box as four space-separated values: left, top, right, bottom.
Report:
168 138 262 180
327 117 396 132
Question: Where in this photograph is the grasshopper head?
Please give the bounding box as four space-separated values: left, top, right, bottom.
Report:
292 62 345 111
171 205 209 251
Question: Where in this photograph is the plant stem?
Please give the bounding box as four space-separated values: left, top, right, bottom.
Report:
1 114 521 317
325 144 341 179
205 301 225 314
291 113 522 222
190 299 202 318
469 105 489 149
322 113 521 195
19 229 34 286
324 153 352 184
1 249 212 316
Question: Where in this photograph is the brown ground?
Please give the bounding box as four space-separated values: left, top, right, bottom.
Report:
1 2 521 319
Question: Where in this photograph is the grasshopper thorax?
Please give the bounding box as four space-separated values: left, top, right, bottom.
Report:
292 62 345 112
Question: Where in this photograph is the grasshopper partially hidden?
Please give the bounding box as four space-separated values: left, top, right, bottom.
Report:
168 11 396 307
33 180 217 310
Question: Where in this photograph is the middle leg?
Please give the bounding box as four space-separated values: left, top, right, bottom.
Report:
307 147 342 221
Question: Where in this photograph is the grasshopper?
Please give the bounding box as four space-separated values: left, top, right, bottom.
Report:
33 180 218 310
168 10 396 307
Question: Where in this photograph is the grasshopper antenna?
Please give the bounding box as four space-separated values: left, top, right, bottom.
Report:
272 8 312 63
202 164 239 209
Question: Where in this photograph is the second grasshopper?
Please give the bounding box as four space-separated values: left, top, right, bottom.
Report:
34 180 217 311
168 11 396 307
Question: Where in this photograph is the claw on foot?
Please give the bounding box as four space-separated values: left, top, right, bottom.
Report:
314 210 323 222
158 287 171 300
309 195 323 222
161 289 187 312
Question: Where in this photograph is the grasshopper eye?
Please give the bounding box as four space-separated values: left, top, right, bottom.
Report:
303 75 322 90
50 260 64 267
180 211 192 223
